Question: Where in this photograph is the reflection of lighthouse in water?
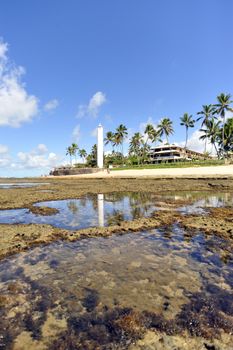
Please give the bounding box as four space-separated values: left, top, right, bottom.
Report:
98 193 104 227
97 124 104 168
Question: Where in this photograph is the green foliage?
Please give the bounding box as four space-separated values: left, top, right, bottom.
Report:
180 113 195 149
104 152 124 166
111 159 225 171
86 144 97 167
79 148 87 163
218 118 233 155
158 118 174 144
65 92 233 169
214 93 233 158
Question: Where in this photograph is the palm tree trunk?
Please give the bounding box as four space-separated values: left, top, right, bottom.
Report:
204 138 207 153
222 113 225 159
185 127 188 149
143 136 149 163
122 142 124 164
213 142 219 158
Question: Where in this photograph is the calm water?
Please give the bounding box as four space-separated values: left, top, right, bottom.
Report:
0 227 232 349
0 192 232 230
0 182 49 189
0 192 160 229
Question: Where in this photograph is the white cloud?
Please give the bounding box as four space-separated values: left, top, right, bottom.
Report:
176 129 214 154
72 124 81 142
77 91 106 119
225 110 233 120
0 157 11 167
0 144 11 167
37 144 48 154
44 99 59 111
0 40 8 60
88 92 106 116
0 38 39 127
0 144 9 154
16 144 60 169
0 143 63 174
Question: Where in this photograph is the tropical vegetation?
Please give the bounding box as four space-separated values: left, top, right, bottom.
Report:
65 92 233 167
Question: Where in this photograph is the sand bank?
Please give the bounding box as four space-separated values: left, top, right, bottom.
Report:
49 165 233 179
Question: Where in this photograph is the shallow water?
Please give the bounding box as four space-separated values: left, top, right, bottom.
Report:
0 225 232 349
0 192 158 229
0 182 49 189
0 192 232 230
173 192 233 214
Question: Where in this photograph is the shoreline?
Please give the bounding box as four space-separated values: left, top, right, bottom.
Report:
0 165 232 182
46 164 233 179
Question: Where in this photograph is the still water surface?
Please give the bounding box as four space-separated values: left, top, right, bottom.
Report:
0 191 232 230
0 183 49 189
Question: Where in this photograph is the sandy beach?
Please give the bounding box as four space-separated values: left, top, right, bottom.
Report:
51 164 233 179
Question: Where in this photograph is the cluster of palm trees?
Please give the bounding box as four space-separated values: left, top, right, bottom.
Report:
65 92 232 167
66 143 87 165
128 118 176 164
197 93 233 157
104 124 128 157
104 92 233 163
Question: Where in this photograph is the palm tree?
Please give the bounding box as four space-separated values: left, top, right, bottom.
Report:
218 117 233 155
71 143 79 163
180 113 195 149
199 118 221 157
104 131 115 153
112 132 121 153
144 124 155 142
129 132 143 165
197 105 216 153
143 124 155 161
214 93 233 156
115 124 128 159
91 144 97 157
79 149 87 163
158 118 174 144
86 144 97 167
151 128 161 146
66 146 74 165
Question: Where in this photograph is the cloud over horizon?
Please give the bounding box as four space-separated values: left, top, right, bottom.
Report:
0 143 61 174
0 38 39 127
176 129 214 154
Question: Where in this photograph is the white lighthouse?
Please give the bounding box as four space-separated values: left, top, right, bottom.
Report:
97 124 104 168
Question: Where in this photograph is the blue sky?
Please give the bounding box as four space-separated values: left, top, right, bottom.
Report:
0 0 233 176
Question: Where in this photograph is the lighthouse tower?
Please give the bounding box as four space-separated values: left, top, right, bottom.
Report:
97 124 104 168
